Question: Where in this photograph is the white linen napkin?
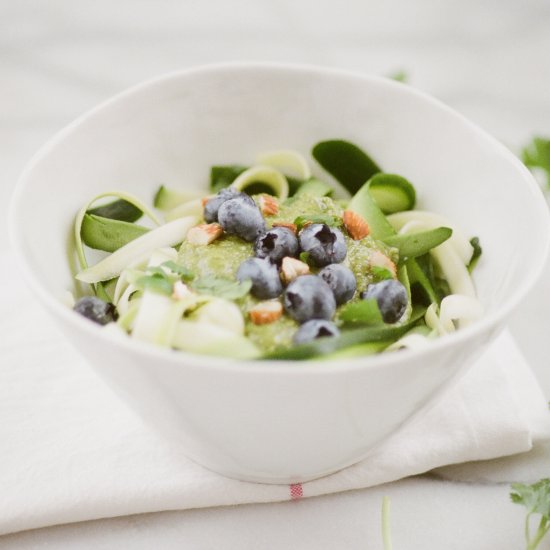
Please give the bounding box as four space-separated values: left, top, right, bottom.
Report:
1 253 549 536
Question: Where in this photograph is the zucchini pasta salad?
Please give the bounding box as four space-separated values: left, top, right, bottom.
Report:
70 139 483 360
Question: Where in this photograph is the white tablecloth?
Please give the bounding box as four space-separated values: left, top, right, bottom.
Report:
2 0 550 547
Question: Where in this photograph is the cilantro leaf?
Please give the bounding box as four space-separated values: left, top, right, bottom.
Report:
136 273 174 296
133 262 195 297
162 261 195 282
510 478 550 549
511 479 550 518
522 137 550 188
191 276 252 300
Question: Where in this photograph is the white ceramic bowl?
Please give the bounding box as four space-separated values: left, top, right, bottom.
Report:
9 63 550 483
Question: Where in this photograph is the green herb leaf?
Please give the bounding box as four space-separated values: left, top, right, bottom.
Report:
210 165 248 192
136 273 174 296
88 199 143 223
511 479 550 550
338 299 385 326
522 137 550 188
293 214 343 230
312 140 381 195
511 479 550 518
162 261 195 282
191 276 252 300
468 237 482 273
372 266 395 282
383 227 453 260
81 214 149 253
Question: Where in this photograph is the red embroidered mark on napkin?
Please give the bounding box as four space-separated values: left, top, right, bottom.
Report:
289 483 303 500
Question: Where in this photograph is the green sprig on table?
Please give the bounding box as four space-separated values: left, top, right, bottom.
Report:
511 479 550 550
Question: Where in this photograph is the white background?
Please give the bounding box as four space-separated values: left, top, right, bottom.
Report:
2 1 550 547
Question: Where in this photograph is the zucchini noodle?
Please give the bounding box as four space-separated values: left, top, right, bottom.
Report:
76 215 198 283
231 165 289 201
256 150 312 181
392 217 476 298
388 210 474 265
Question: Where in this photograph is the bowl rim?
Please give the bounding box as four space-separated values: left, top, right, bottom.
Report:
9 61 550 374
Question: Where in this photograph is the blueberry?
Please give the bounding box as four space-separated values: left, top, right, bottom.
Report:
361 279 408 324
74 296 117 325
318 263 357 305
236 257 282 299
203 187 253 223
299 224 347 267
254 227 299 264
218 195 266 242
283 275 336 323
293 319 340 345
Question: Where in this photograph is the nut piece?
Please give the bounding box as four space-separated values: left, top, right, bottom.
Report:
280 256 310 285
272 221 298 235
343 210 370 240
187 223 223 245
172 281 192 300
249 301 283 325
259 194 280 216
369 250 397 277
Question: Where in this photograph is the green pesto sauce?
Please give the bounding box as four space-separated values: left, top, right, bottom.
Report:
177 193 394 352
269 194 343 226
343 237 397 294
178 234 252 279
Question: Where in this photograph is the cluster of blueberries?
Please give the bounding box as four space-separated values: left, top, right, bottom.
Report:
205 187 408 345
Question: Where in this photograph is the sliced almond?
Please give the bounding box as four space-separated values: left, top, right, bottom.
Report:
249 301 283 325
201 197 209 208
186 223 223 246
343 210 370 240
280 256 310 285
369 250 397 277
259 194 279 216
272 221 298 234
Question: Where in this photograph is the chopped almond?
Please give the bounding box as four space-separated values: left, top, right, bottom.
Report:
249 301 283 325
280 256 310 285
172 281 192 300
187 223 223 245
259 194 279 216
343 210 370 240
201 197 209 208
369 250 397 277
272 221 298 234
